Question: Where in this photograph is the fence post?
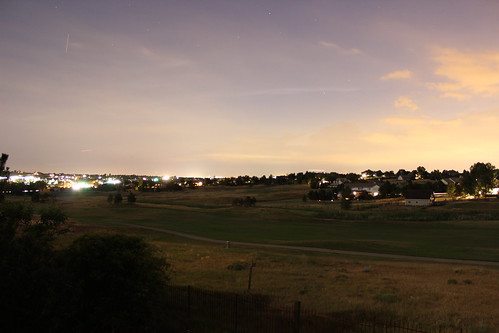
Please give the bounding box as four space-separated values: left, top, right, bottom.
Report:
234 295 238 333
247 262 256 292
187 286 191 328
293 301 301 333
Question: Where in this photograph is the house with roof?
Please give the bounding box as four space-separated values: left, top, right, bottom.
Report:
440 177 460 186
397 173 415 182
331 177 349 186
346 182 381 196
404 189 435 206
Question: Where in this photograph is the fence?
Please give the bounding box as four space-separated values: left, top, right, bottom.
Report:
161 285 464 333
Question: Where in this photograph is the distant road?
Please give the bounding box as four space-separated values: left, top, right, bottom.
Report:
116 222 499 267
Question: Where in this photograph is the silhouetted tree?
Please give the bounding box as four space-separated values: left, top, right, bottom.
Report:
470 162 496 196
340 197 352 209
0 153 9 202
114 193 123 204
0 202 171 332
461 170 475 196
0 203 68 331
429 169 442 180
346 172 360 182
416 166 429 179
61 234 170 332
127 192 136 203
309 178 320 189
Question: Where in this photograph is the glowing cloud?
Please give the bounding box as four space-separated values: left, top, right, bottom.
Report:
394 96 419 111
440 92 471 100
432 47 499 96
380 70 413 81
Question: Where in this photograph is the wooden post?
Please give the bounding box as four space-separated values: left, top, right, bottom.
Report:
187 286 191 328
293 301 301 333
234 295 238 333
247 261 256 292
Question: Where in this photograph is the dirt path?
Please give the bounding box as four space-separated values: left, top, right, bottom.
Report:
116 222 499 267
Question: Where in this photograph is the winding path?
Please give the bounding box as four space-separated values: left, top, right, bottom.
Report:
116 222 499 267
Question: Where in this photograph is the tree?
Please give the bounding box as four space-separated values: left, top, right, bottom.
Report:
346 172 360 182
127 191 137 203
309 178 320 189
340 186 353 209
447 182 462 199
0 203 68 331
114 192 123 204
379 181 398 198
0 202 171 332
461 170 475 196
0 153 9 202
416 166 429 179
340 197 352 209
470 162 496 196
61 234 170 332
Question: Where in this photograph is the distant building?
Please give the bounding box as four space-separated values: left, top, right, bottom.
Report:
440 177 460 186
331 178 349 186
346 182 381 196
397 173 414 182
404 190 434 206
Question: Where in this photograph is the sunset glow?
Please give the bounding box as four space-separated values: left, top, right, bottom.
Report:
2 1 499 176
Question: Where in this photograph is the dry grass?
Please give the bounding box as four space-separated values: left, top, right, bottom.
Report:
68 223 499 332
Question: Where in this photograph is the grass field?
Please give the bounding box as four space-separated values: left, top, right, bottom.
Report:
54 185 499 262
16 184 499 332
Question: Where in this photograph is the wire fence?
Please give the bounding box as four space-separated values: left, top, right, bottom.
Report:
161 285 464 333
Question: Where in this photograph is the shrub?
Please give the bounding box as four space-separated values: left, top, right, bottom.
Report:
335 274 349 281
374 293 401 304
341 198 352 210
232 197 256 207
113 192 123 204
127 192 137 203
227 261 249 271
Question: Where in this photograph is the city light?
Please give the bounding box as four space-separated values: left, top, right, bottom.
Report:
72 182 93 191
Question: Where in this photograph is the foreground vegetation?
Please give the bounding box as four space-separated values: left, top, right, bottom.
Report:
0 202 171 332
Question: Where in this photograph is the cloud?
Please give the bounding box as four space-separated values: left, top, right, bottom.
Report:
380 70 413 81
199 108 499 174
359 110 499 169
439 92 471 100
393 96 419 111
431 47 499 96
320 41 361 55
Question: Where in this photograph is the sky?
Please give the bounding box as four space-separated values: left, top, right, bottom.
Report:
2 0 499 177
